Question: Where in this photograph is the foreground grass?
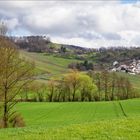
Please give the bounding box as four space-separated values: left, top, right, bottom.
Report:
0 118 140 140
0 99 140 140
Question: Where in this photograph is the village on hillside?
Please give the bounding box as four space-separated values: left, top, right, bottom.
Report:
111 59 140 75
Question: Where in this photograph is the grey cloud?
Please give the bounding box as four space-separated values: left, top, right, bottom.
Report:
0 1 140 47
102 33 121 40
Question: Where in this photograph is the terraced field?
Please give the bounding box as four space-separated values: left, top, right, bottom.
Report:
0 99 140 140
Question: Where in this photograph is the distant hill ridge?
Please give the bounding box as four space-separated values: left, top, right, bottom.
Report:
7 36 140 68
9 36 88 52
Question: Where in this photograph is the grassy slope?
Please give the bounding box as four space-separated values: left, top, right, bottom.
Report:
21 51 81 81
0 99 140 140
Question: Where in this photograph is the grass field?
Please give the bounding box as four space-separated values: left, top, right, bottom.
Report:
0 99 140 140
15 99 140 127
0 118 140 140
21 51 81 79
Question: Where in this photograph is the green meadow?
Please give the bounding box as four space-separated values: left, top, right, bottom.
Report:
21 51 81 76
17 99 140 127
0 99 140 140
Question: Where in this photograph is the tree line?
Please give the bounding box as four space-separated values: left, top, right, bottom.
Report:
21 70 97 102
88 70 137 101
21 70 137 102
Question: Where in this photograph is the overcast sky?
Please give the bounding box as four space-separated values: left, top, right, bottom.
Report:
0 0 140 48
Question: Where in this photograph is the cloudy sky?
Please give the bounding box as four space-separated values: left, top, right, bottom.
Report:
0 0 140 48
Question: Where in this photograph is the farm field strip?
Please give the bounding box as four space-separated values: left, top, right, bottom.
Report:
112 101 124 118
33 104 64 121
0 99 140 140
112 101 119 118
88 104 98 122
16 99 140 127
121 99 140 117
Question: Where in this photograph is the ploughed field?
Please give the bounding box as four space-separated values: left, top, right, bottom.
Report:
0 99 140 140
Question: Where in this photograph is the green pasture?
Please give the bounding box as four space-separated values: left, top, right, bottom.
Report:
15 99 140 127
0 99 140 140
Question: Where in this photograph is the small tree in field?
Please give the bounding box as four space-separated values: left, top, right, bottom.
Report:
0 37 35 128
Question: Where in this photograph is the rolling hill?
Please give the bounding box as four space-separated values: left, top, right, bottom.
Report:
21 51 82 81
21 51 140 93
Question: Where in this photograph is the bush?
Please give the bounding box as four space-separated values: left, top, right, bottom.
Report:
9 113 25 128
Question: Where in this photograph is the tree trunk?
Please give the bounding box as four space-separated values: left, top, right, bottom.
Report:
3 90 8 128
57 92 61 102
111 84 115 100
25 90 28 101
105 83 108 101
72 88 76 101
49 87 54 102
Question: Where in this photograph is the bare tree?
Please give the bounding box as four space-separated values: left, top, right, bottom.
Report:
110 72 117 100
101 71 110 101
0 37 35 128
